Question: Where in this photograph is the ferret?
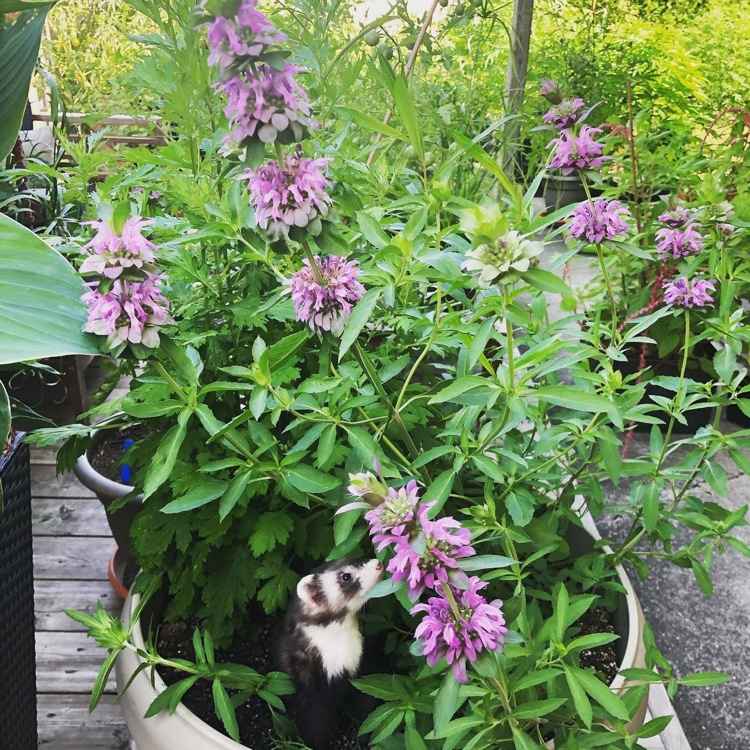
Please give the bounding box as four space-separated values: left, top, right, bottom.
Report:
277 558 383 749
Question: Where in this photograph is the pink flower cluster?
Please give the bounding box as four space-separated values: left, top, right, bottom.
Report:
543 97 585 129
569 198 630 244
80 217 172 350
549 126 606 174
663 277 716 309
655 224 704 258
290 255 365 334
245 155 331 237
413 577 507 682
220 63 313 147
658 207 693 228
207 0 285 71
540 79 562 104
351 476 507 682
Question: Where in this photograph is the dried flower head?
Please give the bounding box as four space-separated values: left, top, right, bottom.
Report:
656 224 704 258
663 277 716 309
549 126 606 174
539 79 562 104
658 206 693 229
543 97 585 129
290 255 365 335
412 577 507 682
463 230 544 287
569 199 630 244
245 155 331 239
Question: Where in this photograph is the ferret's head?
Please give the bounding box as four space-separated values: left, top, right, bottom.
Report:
296 558 383 620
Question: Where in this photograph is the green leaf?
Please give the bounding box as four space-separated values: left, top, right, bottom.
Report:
356 212 390 249
522 268 573 296
691 558 714 596
0 9 48 160
506 491 535 527
143 410 191 500
677 671 730 687
555 584 569 642
636 716 673 738
336 106 408 142
563 665 592 729
434 671 461 732
249 511 294 556
391 76 422 157
144 676 199 717
339 288 381 360
0 214 100 364
458 554 515 571
89 648 121 712
0 381 9 447
212 678 240 742
352 674 403 701
430 375 490 404
512 668 562 693
468 317 494 369
512 697 567 719
569 666 630 721
286 463 341 494
567 633 620 652
423 470 456 515
471 454 505 483
512 726 544 750
219 469 253 521
642 483 660 533
161 479 228 514
365 576 402 599
535 385 616 415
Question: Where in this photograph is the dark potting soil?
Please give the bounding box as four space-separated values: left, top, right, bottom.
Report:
89 425 149 482
155 611 369 750
577 606 619 685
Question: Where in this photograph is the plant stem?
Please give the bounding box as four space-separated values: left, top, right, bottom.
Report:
504 287 516 389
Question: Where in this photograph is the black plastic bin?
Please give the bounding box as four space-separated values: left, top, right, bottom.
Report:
0 433 38 749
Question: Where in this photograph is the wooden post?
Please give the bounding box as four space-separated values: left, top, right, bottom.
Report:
503 0 535 176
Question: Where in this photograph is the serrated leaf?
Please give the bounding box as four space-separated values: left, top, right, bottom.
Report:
249 511 294 556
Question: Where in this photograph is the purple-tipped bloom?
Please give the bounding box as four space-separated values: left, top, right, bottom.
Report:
245 155 331 238
219 63 314 148
387 504 475 599
656 224 704 258
549 126 606 174
207 0 286 72
365 480 420 551
290 255 365 335
569 198 630 244
543 97 585 129
412 577 507 682
663 277 716 309
80 217 156 279
539 79 562 104
83 273 172 349
658 206 693 229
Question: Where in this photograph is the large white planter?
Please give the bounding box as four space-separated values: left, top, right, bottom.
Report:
116 512 647 750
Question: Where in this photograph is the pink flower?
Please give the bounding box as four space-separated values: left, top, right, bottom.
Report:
658 207 693 229
569 198 630 244
539 79 562 104
549 126 606 175
655 224 704 258
386 504 475 599
80 217 155 279
219 63 314 148
543 97 585 129
412 577 507 682
207 0 285 71
83 273 172 349
290 255 365 335
365 480 421 551
245 155 331 238
663 277 716 309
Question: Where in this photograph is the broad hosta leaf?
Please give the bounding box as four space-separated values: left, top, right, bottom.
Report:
0 215 100 364
0 9 48 160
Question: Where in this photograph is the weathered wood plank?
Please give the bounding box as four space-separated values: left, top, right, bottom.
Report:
34 537 115 580
37 694 129 750
31 447 59 465
36 631 116 693
32 463 96 498
33 497 112 537
35 580 122 631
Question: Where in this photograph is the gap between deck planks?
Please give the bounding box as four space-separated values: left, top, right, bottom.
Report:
31 452 130 749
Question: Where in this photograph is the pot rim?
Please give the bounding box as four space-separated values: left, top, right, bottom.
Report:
74 448 135 499
118 498 643 748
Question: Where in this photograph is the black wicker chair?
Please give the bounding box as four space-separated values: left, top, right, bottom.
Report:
0 434 38 749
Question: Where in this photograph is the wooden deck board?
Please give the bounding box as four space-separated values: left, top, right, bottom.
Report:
32 447 130 747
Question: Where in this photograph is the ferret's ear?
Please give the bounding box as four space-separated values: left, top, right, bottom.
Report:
297 574 323 609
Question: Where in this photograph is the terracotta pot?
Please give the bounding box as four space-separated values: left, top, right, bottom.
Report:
116 513 648 749
73 440 141 585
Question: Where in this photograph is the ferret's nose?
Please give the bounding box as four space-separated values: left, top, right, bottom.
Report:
375 560 384 571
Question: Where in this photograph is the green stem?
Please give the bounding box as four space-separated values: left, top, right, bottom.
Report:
504 288 515 389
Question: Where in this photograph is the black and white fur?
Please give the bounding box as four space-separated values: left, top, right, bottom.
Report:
277 558 383 749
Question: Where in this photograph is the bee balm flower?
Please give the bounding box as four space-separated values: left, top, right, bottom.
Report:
663 277 716 309
80 217 156 280
549 126 606 174
569 199 630 244
543 97 586 129
463 230 544 287
655 224 704 258
290 255 365 335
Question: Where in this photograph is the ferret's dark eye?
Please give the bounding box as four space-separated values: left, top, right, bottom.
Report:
341 572 353 583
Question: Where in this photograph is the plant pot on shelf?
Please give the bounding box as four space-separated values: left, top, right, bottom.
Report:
73 435 141 595
540 173 588 212
115 511 648 750
0 433 38 748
